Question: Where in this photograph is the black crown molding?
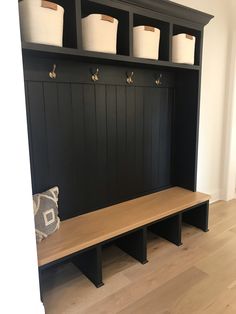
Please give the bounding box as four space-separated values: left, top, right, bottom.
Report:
118 0 214 26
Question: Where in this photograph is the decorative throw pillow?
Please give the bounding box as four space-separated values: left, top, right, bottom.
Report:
33 186 60 243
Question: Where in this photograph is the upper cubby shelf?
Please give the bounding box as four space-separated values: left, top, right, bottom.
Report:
22 42 200 71
21 0 213 70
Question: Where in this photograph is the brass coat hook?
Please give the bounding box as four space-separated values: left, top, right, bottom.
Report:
127 72 134 84
91 68 99 82
49 64 57 79
155 74 162 86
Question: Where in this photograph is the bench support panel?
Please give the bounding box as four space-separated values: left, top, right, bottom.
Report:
183 201 209 232
116 228 148 264
149 214 182 246
72 246 104 288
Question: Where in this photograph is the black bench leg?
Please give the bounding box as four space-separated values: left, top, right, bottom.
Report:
116 228 148 264
149 214 182 246
72 246 104 288
183 201 209 232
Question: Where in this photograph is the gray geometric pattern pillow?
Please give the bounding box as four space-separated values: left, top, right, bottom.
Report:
33 186 60 243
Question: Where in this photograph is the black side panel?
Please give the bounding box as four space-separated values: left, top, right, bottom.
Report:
173 70 200 191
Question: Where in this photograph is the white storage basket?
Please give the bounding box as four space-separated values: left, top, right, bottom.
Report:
19 0 64 47
82 14 119 54
172 33 196 65
133 26 160 60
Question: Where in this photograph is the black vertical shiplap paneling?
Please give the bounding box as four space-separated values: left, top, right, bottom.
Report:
43 82 60 187
116 85 127 199
25 62 174 219
143 87 153 192
135 87 144 194
57 83 77 217
24 82 35 190
27 82 49 193
159 88 172 187
95 84 108 206
83 84 98 210
151 88 161 189
126 86 136 196
106 85 118 203
71 84 86 216
42 81 82 217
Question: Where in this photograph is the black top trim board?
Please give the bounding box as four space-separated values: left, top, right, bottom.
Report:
118 0 213 26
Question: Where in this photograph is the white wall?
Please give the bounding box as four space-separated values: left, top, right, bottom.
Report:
222 0 236 200
172 0 235 201
221 10 236 201
0 1 44 314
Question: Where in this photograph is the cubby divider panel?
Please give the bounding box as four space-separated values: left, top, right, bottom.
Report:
115 228 148 264
72 245 104 288
149 214 182 246
54 0 78 48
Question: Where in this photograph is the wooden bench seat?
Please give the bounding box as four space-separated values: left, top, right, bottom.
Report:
37 187 210 271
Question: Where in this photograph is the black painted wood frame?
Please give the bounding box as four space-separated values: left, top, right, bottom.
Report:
21 0 214 299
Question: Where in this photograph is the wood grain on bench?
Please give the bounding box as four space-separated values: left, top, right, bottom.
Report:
37 187 210 267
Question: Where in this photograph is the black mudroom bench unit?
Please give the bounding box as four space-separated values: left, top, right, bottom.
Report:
38 187 210 287
20 0 213 296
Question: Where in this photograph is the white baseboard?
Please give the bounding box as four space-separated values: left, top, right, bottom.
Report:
219 189 236 202
209 189 221 203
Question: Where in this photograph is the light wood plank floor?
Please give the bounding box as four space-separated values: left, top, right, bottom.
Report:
42 200 236 314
